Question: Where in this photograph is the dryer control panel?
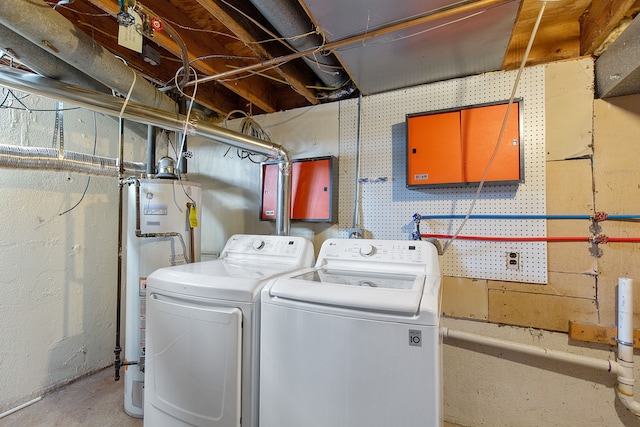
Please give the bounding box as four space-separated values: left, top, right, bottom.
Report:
317 239 440 275
222 234 315 266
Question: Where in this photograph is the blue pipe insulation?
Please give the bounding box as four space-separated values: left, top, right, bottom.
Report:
416 214 640 220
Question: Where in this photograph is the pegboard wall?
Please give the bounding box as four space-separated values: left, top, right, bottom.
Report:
338 66 547 283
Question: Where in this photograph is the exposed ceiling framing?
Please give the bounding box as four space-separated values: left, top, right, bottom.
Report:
1 0 639 121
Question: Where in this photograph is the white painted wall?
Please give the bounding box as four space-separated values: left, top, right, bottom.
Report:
0 94 146 412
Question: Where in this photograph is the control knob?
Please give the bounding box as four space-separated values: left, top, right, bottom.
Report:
252 240 265 250
359 244 376 257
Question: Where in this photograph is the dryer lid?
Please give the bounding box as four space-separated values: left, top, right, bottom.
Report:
269 268 426 315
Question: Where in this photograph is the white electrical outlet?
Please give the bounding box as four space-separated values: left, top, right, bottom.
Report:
506 252 520 270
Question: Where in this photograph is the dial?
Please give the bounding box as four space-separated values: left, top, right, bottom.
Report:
252 240 265 250
359 244 376 257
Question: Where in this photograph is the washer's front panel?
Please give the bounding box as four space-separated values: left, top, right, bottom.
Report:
260 302 440 427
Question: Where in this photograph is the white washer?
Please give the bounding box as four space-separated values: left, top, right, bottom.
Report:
144 234 314 427
260 238 442 427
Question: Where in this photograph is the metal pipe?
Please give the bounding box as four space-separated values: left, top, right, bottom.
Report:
113 118 126 381
146 126 156 176
0 67 292 235
276 160 292 236
0 0 176 113
0 145 145 176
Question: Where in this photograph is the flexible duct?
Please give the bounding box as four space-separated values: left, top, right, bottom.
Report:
0 67 291 235
0 0 176 113
0 145 145 177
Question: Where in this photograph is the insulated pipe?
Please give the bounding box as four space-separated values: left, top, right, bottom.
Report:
0 24 110 94
248 0 347 89
0 0 176 113
442 327 617 374
0 145 145 177
0 67 292 234
616 278 640 416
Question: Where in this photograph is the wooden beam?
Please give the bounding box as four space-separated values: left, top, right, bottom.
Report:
84 0 278 114
196 0 320 107
580 0 636 55
503 0 591 70
569 320 640 348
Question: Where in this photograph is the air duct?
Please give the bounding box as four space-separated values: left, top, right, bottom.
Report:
0 67 291 236
248 0 348 90
0 24 110 94
0 0 176 113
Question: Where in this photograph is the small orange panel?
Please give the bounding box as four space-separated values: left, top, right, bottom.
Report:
461 103 521 183
407 111 462 186
406 100 523 187
261 157 336 222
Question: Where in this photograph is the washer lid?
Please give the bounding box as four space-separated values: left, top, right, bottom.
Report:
269 268 426 315
148 259 306 302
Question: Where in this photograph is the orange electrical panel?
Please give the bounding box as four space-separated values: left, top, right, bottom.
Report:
406 100 523 188
261 156 336 222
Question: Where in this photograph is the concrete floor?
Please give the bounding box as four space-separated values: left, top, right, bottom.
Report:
0 368 142 427
0 368 464 426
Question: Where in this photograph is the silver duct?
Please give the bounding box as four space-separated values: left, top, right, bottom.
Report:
0 0 176 113
0 24 110 94
0 145 145 177
248 0 348 89
0 67 291 235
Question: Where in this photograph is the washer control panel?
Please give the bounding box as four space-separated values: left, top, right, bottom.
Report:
317 238 438 270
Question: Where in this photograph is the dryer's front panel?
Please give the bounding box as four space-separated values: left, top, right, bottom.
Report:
145 293 242 427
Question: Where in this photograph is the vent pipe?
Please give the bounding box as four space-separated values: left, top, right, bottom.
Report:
0 67 291 235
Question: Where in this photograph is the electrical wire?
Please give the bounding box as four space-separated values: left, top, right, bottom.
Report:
173 66 198 206
59 111 98 216
222 110 273 163
439 0 549 255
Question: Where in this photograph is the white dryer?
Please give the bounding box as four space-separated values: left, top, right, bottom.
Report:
259 238 442 427
144 234 314 427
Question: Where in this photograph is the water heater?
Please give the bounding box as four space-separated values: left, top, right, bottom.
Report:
124 178 201 417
